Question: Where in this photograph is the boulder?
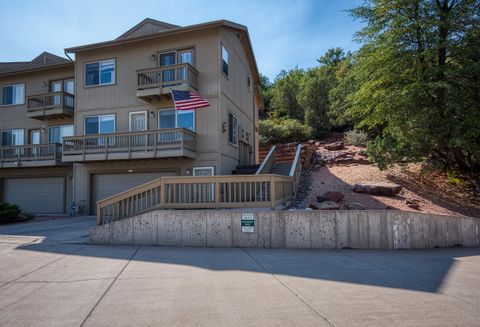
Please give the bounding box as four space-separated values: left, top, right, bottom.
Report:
324 142 344 151
344 202 366 210
316 201 340 210
353 181 402 196
406 199 421 210
317 191 344 203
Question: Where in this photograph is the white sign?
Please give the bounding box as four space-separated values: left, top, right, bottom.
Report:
241 213 255 233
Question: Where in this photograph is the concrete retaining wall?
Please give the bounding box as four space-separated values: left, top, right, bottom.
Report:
90 210 480 249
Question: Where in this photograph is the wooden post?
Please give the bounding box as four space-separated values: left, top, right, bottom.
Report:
215 177 221 209
270 175 276 209
160 179 165 209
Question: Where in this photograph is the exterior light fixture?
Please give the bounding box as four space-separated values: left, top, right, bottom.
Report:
186 169 191 175
149 111 154 118
222 122 227 132
128 169 133 173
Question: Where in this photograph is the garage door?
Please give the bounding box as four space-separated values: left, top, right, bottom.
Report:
3 177 65 214
91 171 178 213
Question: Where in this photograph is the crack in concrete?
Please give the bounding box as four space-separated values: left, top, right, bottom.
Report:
0 245 87 290
80 246 141 327
242 248 336 327
13 277 115 284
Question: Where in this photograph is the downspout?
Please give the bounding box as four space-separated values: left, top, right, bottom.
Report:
64 49 74 62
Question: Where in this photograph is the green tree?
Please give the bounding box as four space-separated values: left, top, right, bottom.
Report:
268 68 305 122
345 0 480 171
298 67 335 137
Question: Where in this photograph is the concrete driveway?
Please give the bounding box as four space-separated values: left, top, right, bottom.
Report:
0 217 479 326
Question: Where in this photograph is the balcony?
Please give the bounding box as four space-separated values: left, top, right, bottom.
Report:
136 63 198 102
62 128 196 162
0 143 63 168
26 91 74 120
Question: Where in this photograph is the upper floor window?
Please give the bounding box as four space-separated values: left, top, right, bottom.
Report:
2 83 25 106
228 112 238 146
85 59 115 86
1 129 24 146
48 125 73 143
85 114 115 134
158 109 195 131
221 45 229 77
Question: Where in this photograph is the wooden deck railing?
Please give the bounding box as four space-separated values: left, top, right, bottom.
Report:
27 91 74 112
62 128 196 161
255 145 276 174
96 174 295 225
0 143 62 167
137 63 199 90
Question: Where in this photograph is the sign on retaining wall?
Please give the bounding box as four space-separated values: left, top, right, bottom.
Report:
241 213 255 233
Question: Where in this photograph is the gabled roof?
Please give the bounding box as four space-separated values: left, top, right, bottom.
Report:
22 51 70 69
0 52 73 77
116 18 179 40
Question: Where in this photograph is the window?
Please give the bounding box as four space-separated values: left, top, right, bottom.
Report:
48 125 73 143
85 59 115 86
158 109 195 131
1 129 24 146
221 45 229 76
228 112 238 146
2 84 25 106
158 49 195 83
247 75 252 92
84 115 115 134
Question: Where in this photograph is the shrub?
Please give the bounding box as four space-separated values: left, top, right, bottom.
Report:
259 118 312 146
0 202 21 224
345 129 368 146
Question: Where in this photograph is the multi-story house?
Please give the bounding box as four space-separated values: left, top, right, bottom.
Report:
0 52 75 213
0 18 264 215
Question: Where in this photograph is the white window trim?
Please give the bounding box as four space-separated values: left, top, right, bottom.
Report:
228 112 238 147
2 83 25 106
221 44 229 78
193 166 215 176
128 111 148 132
83 114 116 135
84 58 116 87
158 108 195 131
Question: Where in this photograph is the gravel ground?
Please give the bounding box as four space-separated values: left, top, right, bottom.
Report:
302 164 480 218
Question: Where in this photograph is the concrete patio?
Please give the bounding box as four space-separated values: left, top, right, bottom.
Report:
0 216 479 326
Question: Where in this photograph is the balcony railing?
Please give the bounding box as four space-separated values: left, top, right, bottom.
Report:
26 91 74 120
0 143 63 168
136 63 198 100
62 128 196 162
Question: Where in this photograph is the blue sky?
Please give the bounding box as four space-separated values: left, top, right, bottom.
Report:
0 0 364 80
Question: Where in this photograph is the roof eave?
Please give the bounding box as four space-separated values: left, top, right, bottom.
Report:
0 61 74 78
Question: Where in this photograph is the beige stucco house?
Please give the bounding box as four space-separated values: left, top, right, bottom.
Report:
0 18 263 215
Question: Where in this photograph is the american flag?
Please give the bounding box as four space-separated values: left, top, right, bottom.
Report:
171 90 209 110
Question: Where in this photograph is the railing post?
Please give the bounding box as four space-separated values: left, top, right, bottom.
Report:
215 177 220 209
154 131 157 158
160 179 165 209
270 175 276 209
97 202 103 225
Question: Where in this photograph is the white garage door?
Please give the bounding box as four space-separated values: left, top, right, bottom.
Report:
91 171 178 213
3 177 65 214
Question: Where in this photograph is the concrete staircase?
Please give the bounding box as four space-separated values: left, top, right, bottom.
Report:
270 162 292 176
